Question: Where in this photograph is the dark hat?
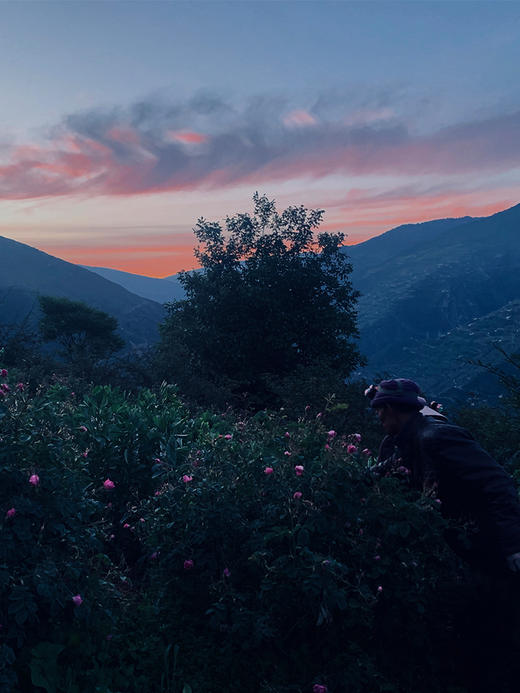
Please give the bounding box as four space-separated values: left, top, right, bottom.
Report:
368 378 426 409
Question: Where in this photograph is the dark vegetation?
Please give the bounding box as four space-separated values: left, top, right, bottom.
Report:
1 195 519 692
155 193 362 411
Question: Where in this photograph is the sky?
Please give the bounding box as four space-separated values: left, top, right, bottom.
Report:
1 1 519 277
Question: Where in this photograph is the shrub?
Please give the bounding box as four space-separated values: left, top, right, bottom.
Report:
0 366 479 692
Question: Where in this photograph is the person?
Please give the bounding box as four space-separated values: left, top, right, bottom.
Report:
366 378 520 572
367 378 520 692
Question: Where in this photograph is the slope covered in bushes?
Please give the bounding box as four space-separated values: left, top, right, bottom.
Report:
0 369 511 692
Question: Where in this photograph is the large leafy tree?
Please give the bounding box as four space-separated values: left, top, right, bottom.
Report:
39 296 124 374
157 193 363 408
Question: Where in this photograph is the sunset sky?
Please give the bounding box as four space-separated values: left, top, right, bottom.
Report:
1 1 519 277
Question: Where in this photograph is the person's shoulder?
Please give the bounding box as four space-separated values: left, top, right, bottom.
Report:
417 417 473 446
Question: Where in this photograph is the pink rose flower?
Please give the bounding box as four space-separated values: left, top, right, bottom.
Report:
352 433 362 442
316 412 322 419
79 425 87 432
374 555 381 561
183 559 194 570
396 466 410 475
284 451 292 456
327 430 336 438
123 523 130 529
264 467 274 475
284 432 290 438
294 465 304 476
313 684 328 692
224 434 232 440
182 475 193 483
29 474 40 486
6 508 15 519
223 567 231 577
72 594 83 606
0 369 7 377
1 383 9 392
82 449 89 458
346 444 357 454
293 491 303 500
377 585 383 593
325 444 331 451
16 383 24 392
362 448 371 456
103 479 115 489
150 552 158 560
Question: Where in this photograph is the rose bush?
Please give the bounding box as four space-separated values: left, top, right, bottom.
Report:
0 366 490 692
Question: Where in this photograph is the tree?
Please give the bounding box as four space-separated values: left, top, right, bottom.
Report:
157 193 363 409
39 296 124 375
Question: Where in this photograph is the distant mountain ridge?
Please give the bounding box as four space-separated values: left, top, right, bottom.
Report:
1 202 518 404
346 203 520 402
83 265 184 305
0 236 165 348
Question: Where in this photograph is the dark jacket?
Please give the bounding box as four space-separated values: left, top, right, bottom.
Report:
377 413 520 567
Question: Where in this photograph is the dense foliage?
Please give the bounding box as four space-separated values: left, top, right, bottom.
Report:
156 194 363 409
39 296 124 377
5 363 515 692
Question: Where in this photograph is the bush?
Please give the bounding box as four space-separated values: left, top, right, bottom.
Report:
0 365 488 692
140 411 458 692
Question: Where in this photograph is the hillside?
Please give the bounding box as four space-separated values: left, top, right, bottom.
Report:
71 204 520 403
3 202 517 401
84 265 185 304
344 204 520 401
0 236 165 347
382 299 520 403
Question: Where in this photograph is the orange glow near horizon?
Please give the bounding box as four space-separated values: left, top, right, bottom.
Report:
40 242 201 278
14 195 517 277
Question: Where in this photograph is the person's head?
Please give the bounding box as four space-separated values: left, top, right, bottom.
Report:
365 378 425 435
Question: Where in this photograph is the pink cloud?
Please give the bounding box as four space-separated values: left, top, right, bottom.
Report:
320 186 519 241
283 110 317 127
0 97 519 202
107 127 141 145
169 130 208 144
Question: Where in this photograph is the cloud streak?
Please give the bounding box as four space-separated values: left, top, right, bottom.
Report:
1 92 519 201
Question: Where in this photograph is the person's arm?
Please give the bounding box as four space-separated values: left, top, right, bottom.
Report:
369 435 399 476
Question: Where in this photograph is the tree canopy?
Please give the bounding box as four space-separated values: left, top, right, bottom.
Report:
157 193 363 408
39 296 124 371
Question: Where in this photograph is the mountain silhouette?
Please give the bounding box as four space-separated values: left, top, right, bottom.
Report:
0 236 165 347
